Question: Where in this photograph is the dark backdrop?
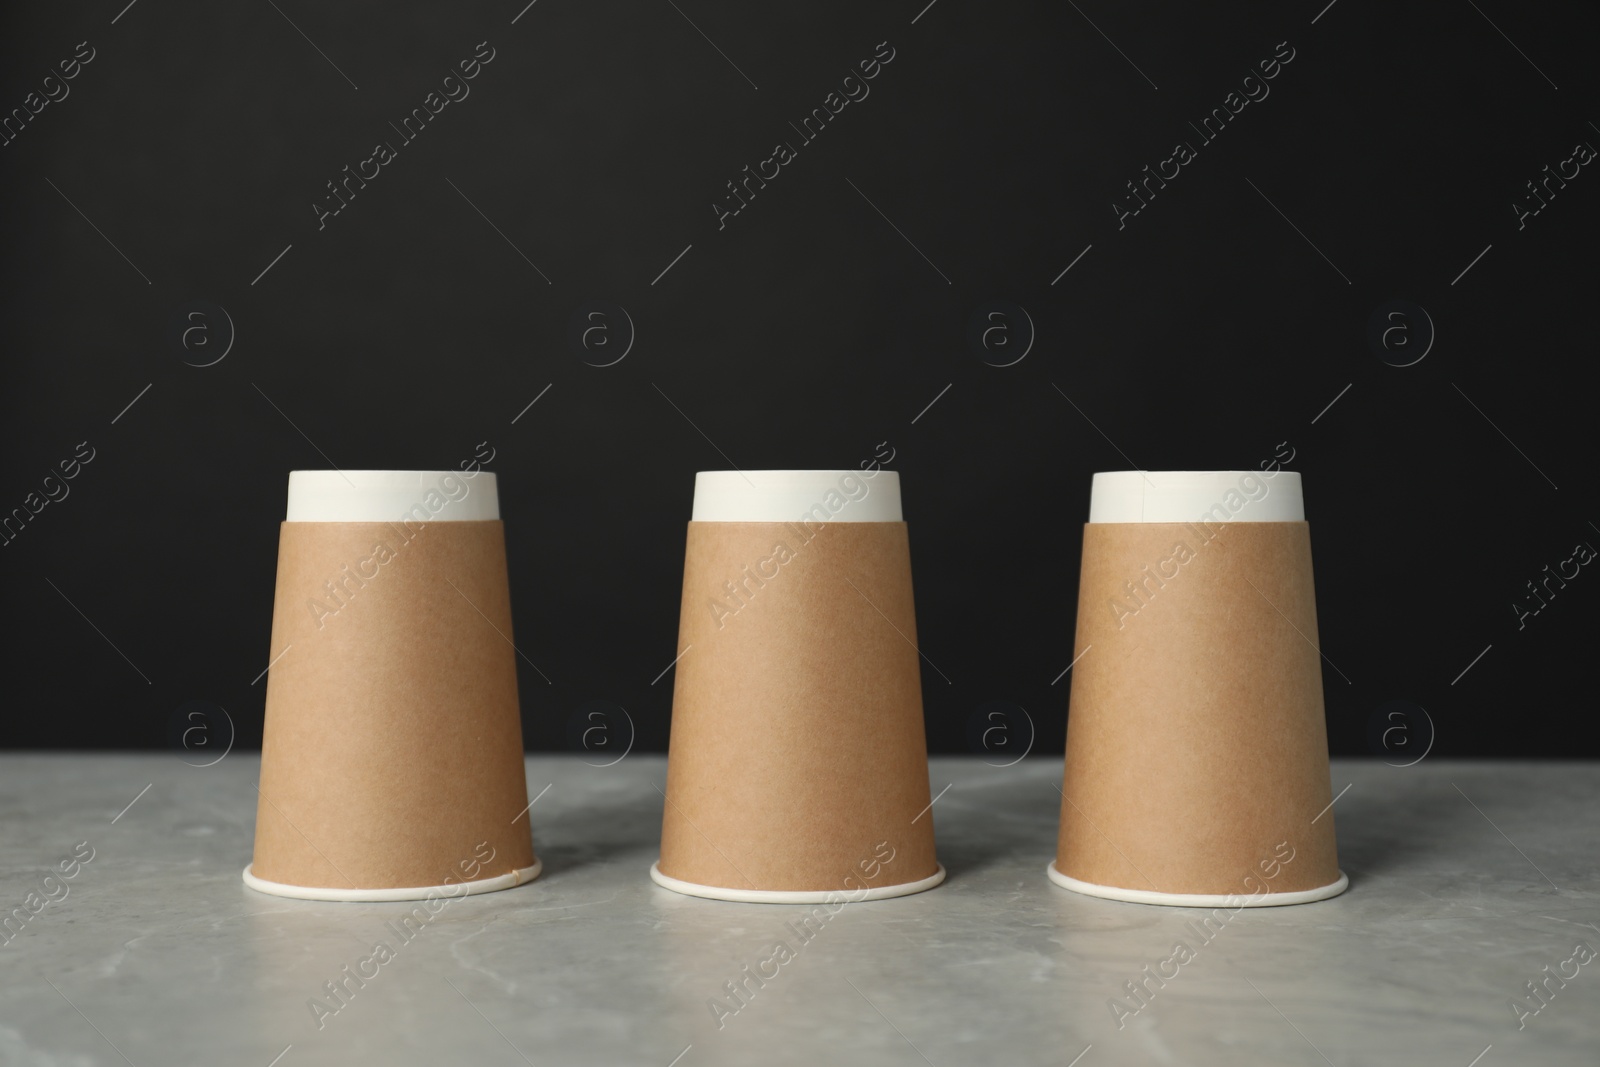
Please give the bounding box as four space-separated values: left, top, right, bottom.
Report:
3 0 1595 759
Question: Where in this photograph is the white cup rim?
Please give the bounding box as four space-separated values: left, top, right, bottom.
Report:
285 470 499 522
1088 470 1303 523
692 470 901 522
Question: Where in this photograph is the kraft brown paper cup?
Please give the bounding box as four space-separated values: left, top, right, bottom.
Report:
244 470 540 902
1050 471 1348 907
653 470 945 903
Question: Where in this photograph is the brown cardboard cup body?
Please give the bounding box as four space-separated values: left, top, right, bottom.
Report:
246 520 538 901
1052 522 1346 906
655 521 943 902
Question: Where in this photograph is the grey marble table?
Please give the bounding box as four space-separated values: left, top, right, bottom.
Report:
0 754 1594 1066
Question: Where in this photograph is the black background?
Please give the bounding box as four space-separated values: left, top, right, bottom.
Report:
2 1 1595 759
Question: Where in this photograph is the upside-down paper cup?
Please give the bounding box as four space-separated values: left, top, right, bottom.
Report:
1050 471 1347 906
245 470 540 901
652 470 945 903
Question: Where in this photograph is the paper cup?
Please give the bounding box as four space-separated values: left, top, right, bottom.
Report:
653 470 945 902
245 470 540 901
1050 471 1347 906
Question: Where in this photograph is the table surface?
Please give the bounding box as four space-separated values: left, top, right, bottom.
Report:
0 755 1594 1066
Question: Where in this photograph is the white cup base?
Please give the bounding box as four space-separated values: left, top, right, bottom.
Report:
1046 862 1348 907
649 861 945 904
242 860 541 902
